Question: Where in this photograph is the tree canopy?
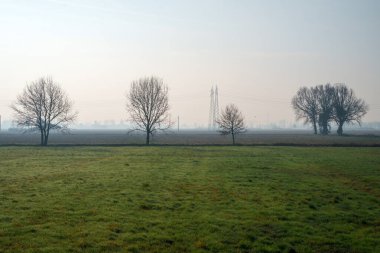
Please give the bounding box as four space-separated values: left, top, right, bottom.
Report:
11 77 77 146
217 104 246 145
292 83 368 135
126 76 172 145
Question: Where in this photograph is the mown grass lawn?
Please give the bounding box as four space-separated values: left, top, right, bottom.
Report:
0 146 379 253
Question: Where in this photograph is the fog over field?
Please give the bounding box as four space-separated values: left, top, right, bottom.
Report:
1 129 380 146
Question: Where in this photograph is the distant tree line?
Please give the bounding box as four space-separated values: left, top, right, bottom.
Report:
292 83 368 135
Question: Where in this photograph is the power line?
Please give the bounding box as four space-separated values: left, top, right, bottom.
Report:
219 92 290 105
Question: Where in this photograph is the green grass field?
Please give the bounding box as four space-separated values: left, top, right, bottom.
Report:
0 147 379 253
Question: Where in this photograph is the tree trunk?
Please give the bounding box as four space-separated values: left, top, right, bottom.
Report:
232 133 235 145
337 122 344 136
40 130 44 146
44 128 50 146
321 121 329 135
44 134 49 146
312 121 317 135
146 131 150 145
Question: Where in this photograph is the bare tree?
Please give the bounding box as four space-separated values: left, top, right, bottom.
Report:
292 87 319 134
126 76 172 145
332 84 368 135
216 104 246 145
316 84 335 135
11 77 77 146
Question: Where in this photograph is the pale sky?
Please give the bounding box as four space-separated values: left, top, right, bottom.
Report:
0 0 379 127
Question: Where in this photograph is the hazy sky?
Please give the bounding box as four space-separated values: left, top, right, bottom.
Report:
0 0 379 127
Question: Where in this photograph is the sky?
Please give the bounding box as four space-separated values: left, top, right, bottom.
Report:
0 0 379 128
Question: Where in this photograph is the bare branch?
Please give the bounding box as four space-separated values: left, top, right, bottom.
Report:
126 76 172 145
332 83 368 135
10 76 77 146
216 104 246 145
292 83 368 135
291 86 319 134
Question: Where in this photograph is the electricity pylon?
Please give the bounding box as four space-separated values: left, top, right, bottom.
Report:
208 85 219 130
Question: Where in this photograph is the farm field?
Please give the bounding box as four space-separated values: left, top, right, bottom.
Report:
1 129 380 146
0 146 379 252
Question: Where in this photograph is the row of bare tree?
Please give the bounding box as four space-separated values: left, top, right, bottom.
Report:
10 76 246 146
292 84 368 135
10 77 368 146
